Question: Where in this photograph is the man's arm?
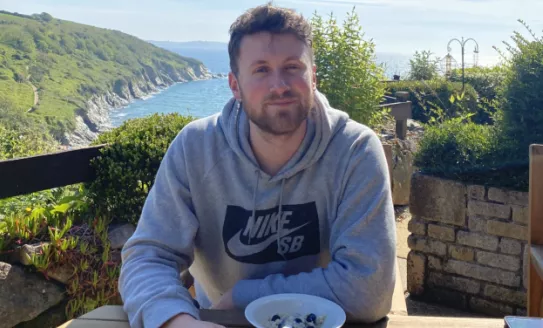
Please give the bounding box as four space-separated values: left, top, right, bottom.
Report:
119 131 201 328
231 130 397 323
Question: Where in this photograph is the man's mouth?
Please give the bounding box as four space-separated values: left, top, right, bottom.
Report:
267 98 297 106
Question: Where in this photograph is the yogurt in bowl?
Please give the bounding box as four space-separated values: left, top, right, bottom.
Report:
245 294 346 328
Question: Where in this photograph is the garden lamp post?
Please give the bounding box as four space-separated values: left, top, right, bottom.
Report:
447 37 479 90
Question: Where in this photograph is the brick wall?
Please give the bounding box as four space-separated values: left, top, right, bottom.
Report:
407 173 529 317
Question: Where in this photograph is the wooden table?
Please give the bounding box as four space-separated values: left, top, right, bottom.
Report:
58 305 507 327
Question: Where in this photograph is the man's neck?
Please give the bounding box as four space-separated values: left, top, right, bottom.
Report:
249 120 307 176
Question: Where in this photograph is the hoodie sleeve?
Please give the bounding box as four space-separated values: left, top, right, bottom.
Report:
118 131 201 328
232 129 397 323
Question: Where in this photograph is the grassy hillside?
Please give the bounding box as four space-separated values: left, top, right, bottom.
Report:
0 11 208 141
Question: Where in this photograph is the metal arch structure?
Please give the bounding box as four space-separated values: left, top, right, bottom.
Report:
447 37 480 90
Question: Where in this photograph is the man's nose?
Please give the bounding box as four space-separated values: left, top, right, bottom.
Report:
269 71 290 95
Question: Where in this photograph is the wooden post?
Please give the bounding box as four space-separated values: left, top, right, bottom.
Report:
394 91 410 140
528 144 543 317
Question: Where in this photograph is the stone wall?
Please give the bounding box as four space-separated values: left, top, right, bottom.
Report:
407 173 529 317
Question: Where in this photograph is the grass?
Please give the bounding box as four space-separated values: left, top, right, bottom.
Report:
0 79 33 111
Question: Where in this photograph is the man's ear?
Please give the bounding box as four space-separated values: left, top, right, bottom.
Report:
228 72 241 101
312 64 317 91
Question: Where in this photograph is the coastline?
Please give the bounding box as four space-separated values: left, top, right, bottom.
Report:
62 66 219 148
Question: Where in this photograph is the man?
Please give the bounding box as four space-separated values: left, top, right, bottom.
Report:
119 3 396 328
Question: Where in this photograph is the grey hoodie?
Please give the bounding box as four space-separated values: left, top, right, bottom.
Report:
119 90 396 328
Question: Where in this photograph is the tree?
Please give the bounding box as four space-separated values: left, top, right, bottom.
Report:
408 50 439 80
311 8 386 126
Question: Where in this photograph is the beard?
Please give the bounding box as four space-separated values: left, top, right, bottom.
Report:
240 88 314 136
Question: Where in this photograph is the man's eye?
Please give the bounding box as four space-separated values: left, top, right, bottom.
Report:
255 67 269 73
286 65 299 70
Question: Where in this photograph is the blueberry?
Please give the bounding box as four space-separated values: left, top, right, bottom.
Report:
272 315 281 321
307 326 315 328
306 313 316 323
295 318 302 323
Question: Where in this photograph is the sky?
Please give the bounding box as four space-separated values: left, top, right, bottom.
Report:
1 0 541 66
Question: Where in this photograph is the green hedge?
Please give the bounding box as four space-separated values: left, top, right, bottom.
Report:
385 80 479 123
86 113 195 225
413 119 528 191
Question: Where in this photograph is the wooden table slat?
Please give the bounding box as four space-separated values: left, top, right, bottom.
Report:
58 319 129 328
64 306 506 328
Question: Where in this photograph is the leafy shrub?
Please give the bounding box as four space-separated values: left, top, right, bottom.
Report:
414 119 528 191
408 50 440 81
385 80 478 123
0 186 121 321
449 66 507 123
496 20 543 155
0 123 59 160
311 8 386 126
86 113 194 225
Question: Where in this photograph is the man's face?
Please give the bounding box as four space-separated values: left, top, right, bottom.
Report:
228 32 317 136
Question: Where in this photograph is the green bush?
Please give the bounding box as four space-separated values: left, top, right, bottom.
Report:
86 113 195 225
414 119 528 191
449 66 507 123
408 50 440 81
497 21 543 155
0 123 59 160
386 80 478 123
311 8 386 126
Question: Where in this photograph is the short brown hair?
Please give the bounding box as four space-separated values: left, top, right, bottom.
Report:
228 3 313 76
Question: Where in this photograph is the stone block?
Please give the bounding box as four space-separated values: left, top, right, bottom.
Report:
483 284 527 307
468 200 511 219
456 231 499 251
428 256 443 271
476 251 521 272
427 272 480 294
408 235 447 256
410 174 467 227
108 223 136 249
487 188 508 204
449 245 475 262
488 188 529 206
407 218 427 236
0 262 65 328
444 259 521 287
512 206 529 226
469 297 514 317
486 221 528 241
407 251 426 295
391 139 417 206
468 216 487 232
428 224 455 242
499 238 522 255
468 185 486 200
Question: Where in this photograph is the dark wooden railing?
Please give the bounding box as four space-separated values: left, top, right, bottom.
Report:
0 144 105 199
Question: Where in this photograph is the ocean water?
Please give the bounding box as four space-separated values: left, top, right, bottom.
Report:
110 43 411 126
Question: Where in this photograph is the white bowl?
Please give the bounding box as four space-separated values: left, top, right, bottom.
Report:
245 293 346 328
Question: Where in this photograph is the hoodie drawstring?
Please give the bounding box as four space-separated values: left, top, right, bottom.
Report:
276 178 286 260
248 169 260 245
248 170 287 261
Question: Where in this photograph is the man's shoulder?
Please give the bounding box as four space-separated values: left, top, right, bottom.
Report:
181 112 222 136
331 114 381 149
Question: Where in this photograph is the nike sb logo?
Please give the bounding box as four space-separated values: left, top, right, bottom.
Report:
223 202 320 264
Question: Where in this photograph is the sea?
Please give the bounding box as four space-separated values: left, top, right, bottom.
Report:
109 42 412 127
